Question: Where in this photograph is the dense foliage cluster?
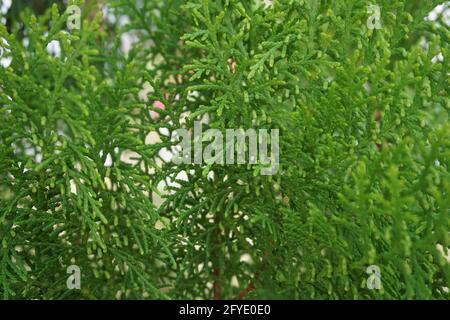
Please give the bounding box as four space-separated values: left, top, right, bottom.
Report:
0 0 449 299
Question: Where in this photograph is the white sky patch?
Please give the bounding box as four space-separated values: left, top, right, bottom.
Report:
104 153 113 167
0 55 12 67
0 0 12 14
264 0 273 8
121 31 139 55
0 0 11 24
432 52 444 63
117 15 139 55
46 40 61 57
0 37 11 68
427 2 450 25
103 5 117 24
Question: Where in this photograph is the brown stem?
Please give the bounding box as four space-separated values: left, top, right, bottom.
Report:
85 0 103 21
237 282 256 300
212 213 222 300
236 243 272 300
213 268 221 300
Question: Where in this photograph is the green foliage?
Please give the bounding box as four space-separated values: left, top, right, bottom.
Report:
0 0 449 299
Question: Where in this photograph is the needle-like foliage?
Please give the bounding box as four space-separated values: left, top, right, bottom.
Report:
0 0 449 299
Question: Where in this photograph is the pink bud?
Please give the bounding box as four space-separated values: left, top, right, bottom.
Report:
153 100 166 111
